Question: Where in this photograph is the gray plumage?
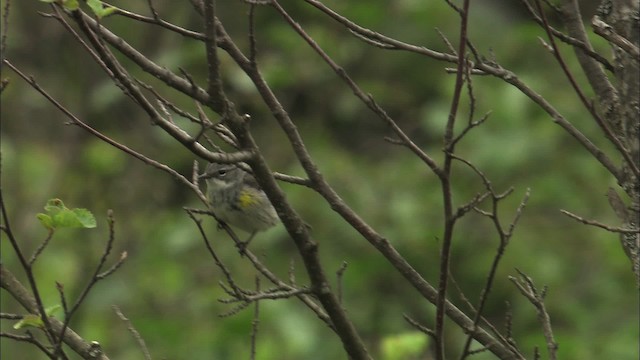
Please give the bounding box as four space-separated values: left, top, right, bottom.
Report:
203 163 278 233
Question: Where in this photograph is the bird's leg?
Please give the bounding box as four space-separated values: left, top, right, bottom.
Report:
237 231 257 255
216 220 226 230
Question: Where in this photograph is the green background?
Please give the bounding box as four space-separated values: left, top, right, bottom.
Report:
1 0 637 359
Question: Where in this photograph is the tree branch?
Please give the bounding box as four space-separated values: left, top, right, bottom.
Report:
592 15 640 61
435 1 470 358
0 265 110 360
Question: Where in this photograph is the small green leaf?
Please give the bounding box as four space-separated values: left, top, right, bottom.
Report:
13 305 61 329
72 208 97 228
45 305 62 317
86 0 102 12
38 198 97 229
37 213 54 230
86 0 115 18
62 0 79 10
13 314 44 330
44 198 65 213
97 6 117 17
53 209 84 228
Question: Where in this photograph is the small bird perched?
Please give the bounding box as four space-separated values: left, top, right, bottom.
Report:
201 163 279 237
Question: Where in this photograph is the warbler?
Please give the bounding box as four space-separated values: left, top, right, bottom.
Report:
201 162 279 235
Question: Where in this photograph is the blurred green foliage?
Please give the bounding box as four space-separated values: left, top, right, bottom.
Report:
1 0 636 359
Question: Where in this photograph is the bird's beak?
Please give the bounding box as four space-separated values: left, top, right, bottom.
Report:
199 171 213 180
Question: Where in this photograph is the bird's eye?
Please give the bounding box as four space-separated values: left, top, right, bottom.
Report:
217 169 227 177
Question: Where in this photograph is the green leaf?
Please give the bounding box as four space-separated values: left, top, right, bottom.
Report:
13 305 61 329
71 208 97 228
62 0 79 10
53 208 85 228
44 198 65 214
97 6 117 17
37 213 54 230
13 314 44 330
38 198 97 229
45 305 62 317
86 0 115 18
86 0 102 13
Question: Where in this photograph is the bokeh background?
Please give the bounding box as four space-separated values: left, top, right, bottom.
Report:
1 0 637 359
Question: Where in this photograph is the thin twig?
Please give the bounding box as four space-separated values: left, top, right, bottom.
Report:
248 3 258 66
28 229 54 266
0 265 111 359
459 188 531 360
533 0 638 178
113 306 152 360
518 0 614 71
2 59 210 205
110 4 206 40
273 1 442 177
216 2 523 356
403 315 436 338
435 27 457 56
185 208 244 297
144 0 160 20
0 331 55 359
304 0 623 184
1 0 11 59
220 287 312 302
78 9 252 163
203 0 226 112
0 188 57 346
184 218 330 328
53 210 126 355
560 209 640 233
250 277 260 360
336 261 348 304
509 270 558 360
435 1 471 358
592 15 640 61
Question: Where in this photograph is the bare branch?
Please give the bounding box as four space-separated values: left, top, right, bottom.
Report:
71 10 254 165
272 1 442 177
336 261 348 304
592 15 640 61
113 306 152 360
53 210 128 355
435 1 471 356
247 3 259 66
519 0 614 71
0 331 55 359
28 229 54 266
533 0 639 177
2 59 211 205
476 62 623 182
509 270 558 360
0 265 110 360
185 208 245 297
250 277 260 360
0 189 57 345
560 209 639 233
1 0 10 59
302 0 625 184
555 0 617 104
214 15 525 358
203 0 226 111
305 0 457 63
111 4 205 40
404 314 436 338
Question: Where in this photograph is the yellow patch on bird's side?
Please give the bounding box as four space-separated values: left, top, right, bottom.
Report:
238 190 258 208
